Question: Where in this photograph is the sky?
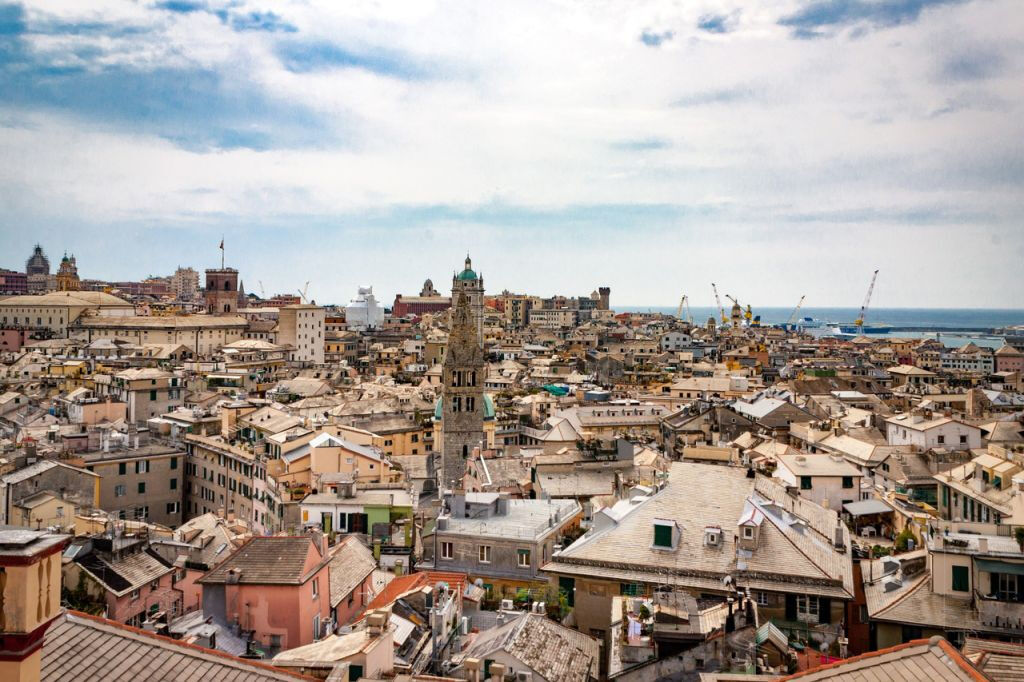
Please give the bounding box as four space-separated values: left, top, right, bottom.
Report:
0 0 1022 309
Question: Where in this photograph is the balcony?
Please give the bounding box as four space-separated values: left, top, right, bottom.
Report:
975 591 1024 633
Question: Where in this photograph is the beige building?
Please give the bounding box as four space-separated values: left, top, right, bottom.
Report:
70 314 248 356
80 445 185 527
94 368 184 423
0 291 134 337
277 304 325 365
184 434 267 524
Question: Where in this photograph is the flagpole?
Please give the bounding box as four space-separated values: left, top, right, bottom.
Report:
221 235 225 269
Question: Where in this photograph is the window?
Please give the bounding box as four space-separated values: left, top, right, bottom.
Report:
138 482 146 494
170 478 177 490
997 572 1019 601
938 435 945 444
118 462 126 476
478 545 491 563
115 484 126 497
800 476 813 490
170 457 178 470
312 577 319 599
653 522 674 548
842 476 854 489
166 502 180 514
517 549 531 568
952 565 969 592
131 589 140 600
313 614 320 640
136 460 150 474
756 592 769 606
149 390 157 401
960 435 968 444
742 526 754 540
441 542 453 560
797 595 819 617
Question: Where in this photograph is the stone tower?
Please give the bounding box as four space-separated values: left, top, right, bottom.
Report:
451 255 484 345
204 267 239 314
440 292 485 491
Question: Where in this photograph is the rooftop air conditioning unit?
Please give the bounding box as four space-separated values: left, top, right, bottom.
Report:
500 599 514 611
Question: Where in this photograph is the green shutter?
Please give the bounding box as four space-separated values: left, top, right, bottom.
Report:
653 524 673 547
952 565 970 592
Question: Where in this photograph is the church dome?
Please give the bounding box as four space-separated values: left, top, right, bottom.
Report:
457 268 478 281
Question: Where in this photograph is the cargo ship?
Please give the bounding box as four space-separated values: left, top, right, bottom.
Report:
830 323 893 336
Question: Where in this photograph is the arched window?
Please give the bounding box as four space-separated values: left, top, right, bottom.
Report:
224 280 231 291
223 304 231 313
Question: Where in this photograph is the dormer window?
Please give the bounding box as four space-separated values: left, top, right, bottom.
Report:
652 519 678 550
743 527 755 540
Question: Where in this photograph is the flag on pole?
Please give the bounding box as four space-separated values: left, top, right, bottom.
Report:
219 238 224 250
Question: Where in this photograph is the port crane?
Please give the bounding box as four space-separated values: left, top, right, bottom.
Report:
297 281 310 303
786 295 806 327
854 270 879 331
675 295 693 324
711 283 728 325
725 294 753 326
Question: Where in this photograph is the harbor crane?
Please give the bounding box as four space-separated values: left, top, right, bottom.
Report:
711 283 728 325
725 294 753 326
786 295 806 326
675 295 693 324
297 281 310 303
257 280 266 298
855 270 879 331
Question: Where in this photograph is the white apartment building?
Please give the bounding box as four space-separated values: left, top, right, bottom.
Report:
885 415 982 451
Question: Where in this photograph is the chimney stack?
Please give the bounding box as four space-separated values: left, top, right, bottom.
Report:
489 663 506 682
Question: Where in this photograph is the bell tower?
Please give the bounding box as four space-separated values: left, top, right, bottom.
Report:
451 254 484 345
440 293 485 491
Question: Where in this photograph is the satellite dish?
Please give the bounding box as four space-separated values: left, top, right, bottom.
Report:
723 575 734 586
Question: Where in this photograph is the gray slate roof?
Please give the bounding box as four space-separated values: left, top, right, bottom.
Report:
41 611 312 681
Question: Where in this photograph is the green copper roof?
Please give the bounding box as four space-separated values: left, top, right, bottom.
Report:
456 268 478 281
434 394 495 419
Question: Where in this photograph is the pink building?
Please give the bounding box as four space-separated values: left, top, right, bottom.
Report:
67 536 181 628
995 344 1024 374
198 535 333 657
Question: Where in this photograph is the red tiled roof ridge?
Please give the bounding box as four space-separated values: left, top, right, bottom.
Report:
776 636 986 681
63 609 316 680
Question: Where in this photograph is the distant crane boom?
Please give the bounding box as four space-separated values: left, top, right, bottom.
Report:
786 295 806 325
297 281 310 303
711 283 727 325
855 270 879 329
675 295 693 324
258 280 266 298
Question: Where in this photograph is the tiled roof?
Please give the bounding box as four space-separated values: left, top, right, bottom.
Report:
546 462 854 600
364 573 428 612
42 611 312 681
199 537 325 585
963 638 1024 682
328 537 376 608
775 636 986 681
76 547 174 597
462 613 598 682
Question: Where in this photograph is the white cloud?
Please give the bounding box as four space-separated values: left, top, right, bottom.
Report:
1 0 1022 307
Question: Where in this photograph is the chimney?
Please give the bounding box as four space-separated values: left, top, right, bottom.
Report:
489 663 507 682
0 530 70 682
834 524 844 549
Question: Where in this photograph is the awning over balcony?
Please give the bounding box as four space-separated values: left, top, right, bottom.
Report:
977 558 1024 576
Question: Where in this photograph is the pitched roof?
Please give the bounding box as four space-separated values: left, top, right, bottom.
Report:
199 536 326 585
76 547 174 597
462 613 599 682
963 638 1024 682
328 536 377 608
775 636 986 681
545 463 854 600
42 610 313 681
